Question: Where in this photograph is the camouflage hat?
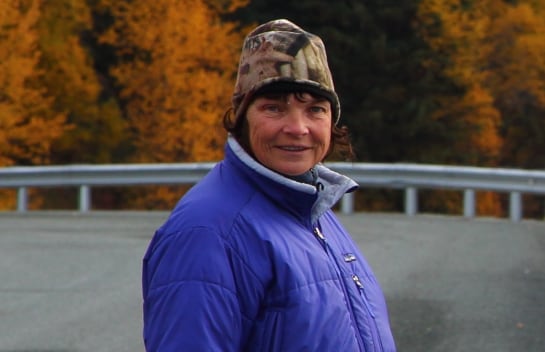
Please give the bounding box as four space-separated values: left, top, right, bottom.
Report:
232 19 341 124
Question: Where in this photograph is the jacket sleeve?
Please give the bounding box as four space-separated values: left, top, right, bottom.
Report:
142 226 245 351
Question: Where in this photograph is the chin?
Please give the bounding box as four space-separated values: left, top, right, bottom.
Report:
278 167 310 177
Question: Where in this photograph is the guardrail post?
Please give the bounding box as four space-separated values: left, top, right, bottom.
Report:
463 189 475 219
17 187 27 212
79 185 91 212
405 187 418 216
341 192 354 215
509 191 522 222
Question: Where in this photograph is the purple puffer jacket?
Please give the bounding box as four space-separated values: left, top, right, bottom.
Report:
142 137 396 351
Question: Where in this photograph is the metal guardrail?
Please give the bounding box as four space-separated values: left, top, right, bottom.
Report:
1 162 544 222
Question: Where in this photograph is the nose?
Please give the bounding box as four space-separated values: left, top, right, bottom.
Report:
282 107 309 135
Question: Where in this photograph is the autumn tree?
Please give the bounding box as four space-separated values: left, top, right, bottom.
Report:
0 0 67 166
0 0 68 209
485 1 545 217
99 0 247 163
98 0 248 208
415 0 501 215
482 1 545 169
417 0 545 217
36 0 128 164
416 0 503 166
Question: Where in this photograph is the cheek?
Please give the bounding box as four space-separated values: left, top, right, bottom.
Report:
317 125 332 159
320 123 332 147
247 119 270 155
324 128 332 143
247 121 261 145
322 134 331 156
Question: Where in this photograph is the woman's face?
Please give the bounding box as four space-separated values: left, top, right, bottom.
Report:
245 92 332 176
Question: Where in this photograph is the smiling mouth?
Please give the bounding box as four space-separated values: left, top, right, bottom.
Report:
278 146 308 152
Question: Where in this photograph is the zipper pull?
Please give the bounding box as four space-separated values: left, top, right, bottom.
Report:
352 274 364 289
313 227 327 251
314 227 325 241
353 274 376 318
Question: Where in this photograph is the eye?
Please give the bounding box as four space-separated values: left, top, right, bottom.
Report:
264 104 282 112
309 104 329 116
310 106 326 113
258 100 288 115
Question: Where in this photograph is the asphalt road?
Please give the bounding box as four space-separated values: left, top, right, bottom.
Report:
0 211 543 352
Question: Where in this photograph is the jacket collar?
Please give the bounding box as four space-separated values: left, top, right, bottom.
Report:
225 136 358 224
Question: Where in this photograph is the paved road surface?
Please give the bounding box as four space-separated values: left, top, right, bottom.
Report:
0 211 543 352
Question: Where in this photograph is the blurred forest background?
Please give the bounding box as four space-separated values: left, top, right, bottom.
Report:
1 0 544 217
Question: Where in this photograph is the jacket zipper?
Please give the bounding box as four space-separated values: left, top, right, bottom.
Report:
313 226 327 253
313 227 366 351
352 274 376 318
352 274 385 351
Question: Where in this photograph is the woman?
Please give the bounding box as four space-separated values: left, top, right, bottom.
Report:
142 19 396 351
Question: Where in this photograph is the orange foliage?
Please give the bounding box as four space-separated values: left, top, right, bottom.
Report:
432 84 502 165
100 0 249 163
479 2 545 173
418 189 502 217
417 0 502 168
35 0 127 164
97 0 248 208
0 0 69 209
418 0 545 165
0 0 67 167
484 3 545 108
476 191 503 217
417 0 545 216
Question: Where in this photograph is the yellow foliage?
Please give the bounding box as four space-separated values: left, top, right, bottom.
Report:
100 0 249 163
36 0 127 164
0 189 16 211
418 0 545 100
417 0 491 84
476 191 502 217
0 0 68 166
419 189 502 217
418 0 503 166
415 0 545 218
454 84 502 163
127 185 192 210
484 3 545 108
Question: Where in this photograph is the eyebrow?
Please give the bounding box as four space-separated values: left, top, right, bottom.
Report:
258 92 328 103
